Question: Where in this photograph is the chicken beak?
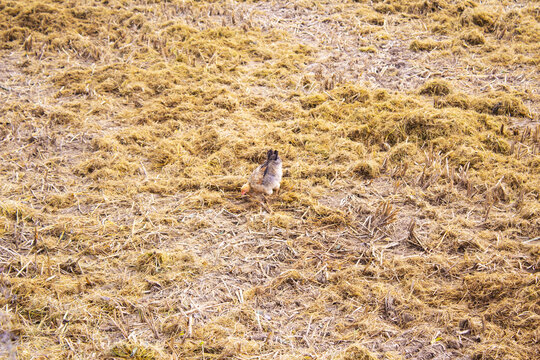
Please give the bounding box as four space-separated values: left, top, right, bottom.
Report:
241 184 249 196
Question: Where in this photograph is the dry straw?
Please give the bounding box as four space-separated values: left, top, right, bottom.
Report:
0 0 538 359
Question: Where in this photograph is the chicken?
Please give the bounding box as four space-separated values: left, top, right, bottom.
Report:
241 149 282 197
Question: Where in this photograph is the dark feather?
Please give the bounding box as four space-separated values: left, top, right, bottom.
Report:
263 150 279 176
261 150 272 176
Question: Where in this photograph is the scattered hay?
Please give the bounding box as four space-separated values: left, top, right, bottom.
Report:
490 95 531 117
331 84 371 104
44 193 76 209
388 142 418 162
374 4 397 15
111 341 159 360
351 159 380 179
1 0 538 359
136 251 166 275
300 93 328 109
436 92 530 117
187 189 225 208
419 79 452 96
337 343 379 360
268 212 296 229
519 202 539 221
459 272 537 306
409 39 449 52
0 201 36 222
460 6 496 30
359 45 377 53
460 28 485 45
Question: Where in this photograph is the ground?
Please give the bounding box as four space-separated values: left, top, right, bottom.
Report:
0 0 539 359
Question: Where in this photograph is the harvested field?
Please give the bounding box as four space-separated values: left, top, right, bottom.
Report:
0 0 539 359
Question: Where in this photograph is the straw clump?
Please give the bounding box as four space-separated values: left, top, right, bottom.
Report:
419 79 452 96
410 38 449 52
460 29 485 45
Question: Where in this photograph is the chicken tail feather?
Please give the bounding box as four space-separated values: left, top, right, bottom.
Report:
267 149 278 161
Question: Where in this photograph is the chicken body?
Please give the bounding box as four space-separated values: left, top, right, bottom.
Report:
242 150 282 196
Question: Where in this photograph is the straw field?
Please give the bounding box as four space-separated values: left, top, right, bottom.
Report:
0 0 539 359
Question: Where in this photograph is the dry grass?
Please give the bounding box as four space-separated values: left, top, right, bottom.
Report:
1 0 539 359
